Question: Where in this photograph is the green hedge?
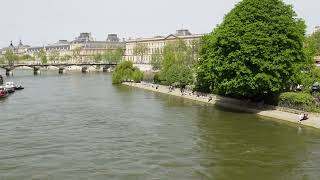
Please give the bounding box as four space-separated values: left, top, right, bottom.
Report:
279 92 316 111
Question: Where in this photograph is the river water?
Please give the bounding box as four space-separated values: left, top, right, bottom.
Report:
0 70 320 180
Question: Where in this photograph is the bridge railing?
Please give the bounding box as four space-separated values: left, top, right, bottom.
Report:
0 61 118 67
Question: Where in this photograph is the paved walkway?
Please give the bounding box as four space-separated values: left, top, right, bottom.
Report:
123 82 320 129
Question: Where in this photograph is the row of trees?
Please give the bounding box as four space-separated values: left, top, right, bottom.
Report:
112 39 200 85
93 48 124 63
0 51 34 65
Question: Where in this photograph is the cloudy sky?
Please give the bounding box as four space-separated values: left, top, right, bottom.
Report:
0 0 318 47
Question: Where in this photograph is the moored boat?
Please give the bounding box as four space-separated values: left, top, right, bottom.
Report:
0 86 9 98
5 82 16 93
15 85 24 90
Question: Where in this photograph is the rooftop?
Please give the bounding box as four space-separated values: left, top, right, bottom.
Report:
127 29 204 42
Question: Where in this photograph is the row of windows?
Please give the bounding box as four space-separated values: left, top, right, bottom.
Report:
126 48 163 55
127 55 152 62
27 47 69 52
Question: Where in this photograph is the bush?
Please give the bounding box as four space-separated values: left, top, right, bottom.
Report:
112 61 144 84
279 92 315 111
143 72 155 82
153 73 161 84
132 70 144 83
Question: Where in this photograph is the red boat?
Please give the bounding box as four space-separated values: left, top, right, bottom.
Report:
0 87 8 98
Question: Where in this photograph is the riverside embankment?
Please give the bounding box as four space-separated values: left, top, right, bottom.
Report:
123 82 320 129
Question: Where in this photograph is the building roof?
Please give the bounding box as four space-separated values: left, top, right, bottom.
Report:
107 34 120 42
127 33 203 43
83 41 125 49
72 32 95 43
27 46 44 51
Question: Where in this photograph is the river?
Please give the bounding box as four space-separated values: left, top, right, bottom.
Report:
0 70 320 180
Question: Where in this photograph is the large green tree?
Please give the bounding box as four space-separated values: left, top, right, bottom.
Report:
197 0 306 100
160 40 195 87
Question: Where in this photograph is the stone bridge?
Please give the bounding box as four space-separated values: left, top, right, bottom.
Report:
0 63 117 76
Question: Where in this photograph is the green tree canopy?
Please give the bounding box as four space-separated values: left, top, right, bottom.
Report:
308 30 320 56
93 53 103 63
72 47 82 61
112 61 144 84
60 54 72 62
159 39 196 87
101 48 125 63
113 48 125 63
36 49 48 64
197 0 306 99
4 50 19 65
49 50 60 63
150 48 162 70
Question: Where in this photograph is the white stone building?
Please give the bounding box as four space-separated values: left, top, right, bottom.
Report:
125 29 203 64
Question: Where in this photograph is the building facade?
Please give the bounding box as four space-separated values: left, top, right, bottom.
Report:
25 33 125 63
1 40 30 56
125 29 203 64
71 33 125 62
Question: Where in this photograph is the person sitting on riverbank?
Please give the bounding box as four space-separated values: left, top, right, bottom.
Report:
299 113 309 122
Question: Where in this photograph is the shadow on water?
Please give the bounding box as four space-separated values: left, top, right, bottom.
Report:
126 85 320 179
194 107 320 180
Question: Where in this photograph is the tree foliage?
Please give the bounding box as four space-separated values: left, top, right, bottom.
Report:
293 35 319 88
93 53 103 63
0 56 5 64
49 50 60 63
308 30 320 56
19 54 34 61
72 47 82 61
112 61 144 84
159 39 196 87
150 49 162 70
279 92 317 111
101 48 124 63
60 54 72 62
133 43 148 63
36 49 48 64
197 0 306 99
4 50 19 65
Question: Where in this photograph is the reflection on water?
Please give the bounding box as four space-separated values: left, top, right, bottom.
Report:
0 69 320 179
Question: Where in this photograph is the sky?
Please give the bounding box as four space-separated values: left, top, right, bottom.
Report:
0 0 318 48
